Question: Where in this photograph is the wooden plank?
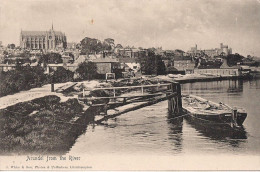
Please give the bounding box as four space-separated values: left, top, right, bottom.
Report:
84 83 171 91
95 94 170 124
79 92 167 100
56 83 77 93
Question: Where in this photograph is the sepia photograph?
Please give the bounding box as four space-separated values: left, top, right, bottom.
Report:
0 0 260 170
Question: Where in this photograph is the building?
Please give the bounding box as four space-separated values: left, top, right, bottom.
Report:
117 48 147 58
91 58 119 74
118 57 141 73
173 56 195 72
194 68 240 76
20 24 67 51
187 43 232 57
67 42 78 50
45 63 78 74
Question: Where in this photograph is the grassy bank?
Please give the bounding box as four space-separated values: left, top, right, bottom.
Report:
0 95 93 155
0 66 74 97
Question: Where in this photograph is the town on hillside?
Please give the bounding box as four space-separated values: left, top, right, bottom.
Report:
1 25 260 87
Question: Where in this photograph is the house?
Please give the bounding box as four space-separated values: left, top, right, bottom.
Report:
173 56 195 73
61 53 73 63
74 55 87 64
45 63 78 74
91 58 119 74
118 57 141 73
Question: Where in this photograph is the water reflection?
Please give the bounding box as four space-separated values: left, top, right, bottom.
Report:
167 114 183 153
185 117 247 148
182 79 244 94
227 79 243 93
249 79 260 89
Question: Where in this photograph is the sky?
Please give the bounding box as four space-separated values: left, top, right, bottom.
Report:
0 0 260 56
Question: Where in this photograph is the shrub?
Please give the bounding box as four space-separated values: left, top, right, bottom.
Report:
0 66 48 97
52 67 74 83
75 61 97 80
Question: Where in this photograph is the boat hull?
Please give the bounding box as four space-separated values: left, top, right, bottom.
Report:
184 115 247 139
183 108 247 129
182 94 247 128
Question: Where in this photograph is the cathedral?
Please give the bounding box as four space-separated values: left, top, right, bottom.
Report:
20 24 67 50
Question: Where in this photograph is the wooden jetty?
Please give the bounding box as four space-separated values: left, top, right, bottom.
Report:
78 82 183 123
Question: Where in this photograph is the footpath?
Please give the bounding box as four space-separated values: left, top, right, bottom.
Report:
0 80 107 109
0 82 75 109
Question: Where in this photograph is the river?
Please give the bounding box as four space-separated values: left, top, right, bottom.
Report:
69 79 260 156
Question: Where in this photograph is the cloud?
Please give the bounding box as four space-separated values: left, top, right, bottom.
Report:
0 0 260 56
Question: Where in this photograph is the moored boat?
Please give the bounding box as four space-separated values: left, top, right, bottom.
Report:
182 94 247 129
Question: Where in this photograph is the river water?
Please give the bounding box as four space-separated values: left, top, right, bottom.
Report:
69 79 260 156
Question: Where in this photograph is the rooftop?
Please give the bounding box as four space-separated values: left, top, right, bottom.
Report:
119 58 138 63
91 58 119 63
21 30 65 36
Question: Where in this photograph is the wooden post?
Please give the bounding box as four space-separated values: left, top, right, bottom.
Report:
141 86 144 95
51 83 54 92
176 83 182 113
156 83 159 91
175 96 178 114
167 93 172 113
113 88 116 97
171 83 175 93
104 104 108 116
83 89 85 97
231 107 238 127
51 74 54 92
167 84 171 92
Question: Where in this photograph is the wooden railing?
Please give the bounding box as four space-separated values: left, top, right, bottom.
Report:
82 83 172 97
79 82 182 115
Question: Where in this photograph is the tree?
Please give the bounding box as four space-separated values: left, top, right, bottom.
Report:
76 61 97 80
226 54 244 66
80 37 103 55
138 50 166 75
53 67 74 83
0 65 48 97
102 43 112 51
157 57 166 75
7 44 15 49
39 53 63 65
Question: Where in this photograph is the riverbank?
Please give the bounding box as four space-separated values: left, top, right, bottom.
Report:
0 95 95 155
155 73 248 84
0 77 173 155
0 80 112 155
